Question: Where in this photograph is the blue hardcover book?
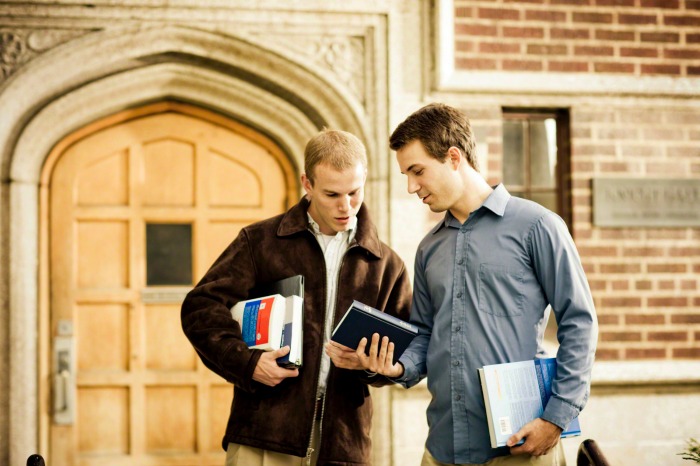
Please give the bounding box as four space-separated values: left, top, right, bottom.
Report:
330 300 418 364
478 357 581 448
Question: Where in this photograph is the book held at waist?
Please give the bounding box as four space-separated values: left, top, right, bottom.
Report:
230 275 304 368
478 357 581 448
330 300 418 364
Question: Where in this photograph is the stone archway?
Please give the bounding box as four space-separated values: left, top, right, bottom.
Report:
0 24 379 464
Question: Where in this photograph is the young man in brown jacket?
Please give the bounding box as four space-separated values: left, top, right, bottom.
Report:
181 129 412 466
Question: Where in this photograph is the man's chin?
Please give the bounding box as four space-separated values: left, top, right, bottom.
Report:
332 218 353 231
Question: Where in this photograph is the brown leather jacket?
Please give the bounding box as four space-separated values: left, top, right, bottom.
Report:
181 198 412 466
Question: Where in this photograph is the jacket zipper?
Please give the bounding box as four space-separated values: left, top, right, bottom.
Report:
305 229 330 465
305 393 321 465
305 236 359 465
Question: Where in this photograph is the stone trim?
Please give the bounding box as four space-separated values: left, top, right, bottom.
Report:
432 0 700 97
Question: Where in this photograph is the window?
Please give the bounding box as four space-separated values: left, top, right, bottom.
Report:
145 223 193 286
502 109 572 230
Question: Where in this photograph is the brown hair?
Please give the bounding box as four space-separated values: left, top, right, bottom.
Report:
389 103 478 170
304 129 368 184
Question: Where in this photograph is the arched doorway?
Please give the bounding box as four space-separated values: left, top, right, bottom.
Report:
41 102 297 465
3 25 381 465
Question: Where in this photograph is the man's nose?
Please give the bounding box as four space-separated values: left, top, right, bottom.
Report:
338 195 351 212
407 178 419 194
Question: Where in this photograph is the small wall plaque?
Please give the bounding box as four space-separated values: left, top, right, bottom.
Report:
141 287 191 304
593 178 700 227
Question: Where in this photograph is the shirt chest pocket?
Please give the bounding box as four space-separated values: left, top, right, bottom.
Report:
477 263 524 317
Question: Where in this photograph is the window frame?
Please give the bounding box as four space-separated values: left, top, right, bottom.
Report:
502 108 572 230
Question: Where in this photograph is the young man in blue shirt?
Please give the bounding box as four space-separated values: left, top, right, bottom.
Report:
356 103 597 465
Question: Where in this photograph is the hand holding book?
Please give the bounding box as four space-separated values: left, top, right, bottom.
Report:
252 346 299 387
357 334 405 378
325 340 366 370
329 300 416 376
326 333 405 378
478 358 581 449
507 417 563 457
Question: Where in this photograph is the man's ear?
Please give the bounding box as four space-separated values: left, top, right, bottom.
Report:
447 146 462 169
301 173 313 195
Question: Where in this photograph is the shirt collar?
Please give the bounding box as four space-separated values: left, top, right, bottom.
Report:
307 212 357 244
277 197 382 258
432 184 511 234
482 184 510 216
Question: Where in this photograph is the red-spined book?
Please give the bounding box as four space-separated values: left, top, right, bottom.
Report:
230 275 304 368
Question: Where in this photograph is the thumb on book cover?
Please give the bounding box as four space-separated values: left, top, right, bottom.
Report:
270 345 291 357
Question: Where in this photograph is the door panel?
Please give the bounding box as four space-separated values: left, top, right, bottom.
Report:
47 104 294 465
144 304 197 371
142 140 195 207
77 387 129 455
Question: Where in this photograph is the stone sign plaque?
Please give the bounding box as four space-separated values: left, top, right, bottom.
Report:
593 178 700 227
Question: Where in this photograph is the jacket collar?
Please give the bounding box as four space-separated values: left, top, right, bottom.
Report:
277 197 383 259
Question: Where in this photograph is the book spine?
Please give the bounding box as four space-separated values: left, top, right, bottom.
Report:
357 302 418 332
542 358 557 406
356 309 416 334
535 360 547 406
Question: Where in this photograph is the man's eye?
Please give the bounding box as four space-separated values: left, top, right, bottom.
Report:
415 169 424 176
327 193 338 197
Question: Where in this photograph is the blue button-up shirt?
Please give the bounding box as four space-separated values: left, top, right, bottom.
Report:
397 184 597 464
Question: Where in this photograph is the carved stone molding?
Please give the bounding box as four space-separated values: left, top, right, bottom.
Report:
0 32 28 80
1 29 93 81
27 29 90 52
256 33 367 106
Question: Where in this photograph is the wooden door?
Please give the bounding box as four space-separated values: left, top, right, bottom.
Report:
44 103 295 466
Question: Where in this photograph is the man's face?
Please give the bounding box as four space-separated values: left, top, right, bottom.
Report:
396 140 460 214
302 161 366 235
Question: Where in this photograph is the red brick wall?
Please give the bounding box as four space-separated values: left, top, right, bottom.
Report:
465 105 700 361
454 1 700 76
571 106 700 360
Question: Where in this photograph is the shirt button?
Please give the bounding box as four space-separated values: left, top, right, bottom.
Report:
456 292 463 298
455 394 461 401
453 360 460 366
455 326 461 332
458 258 464 265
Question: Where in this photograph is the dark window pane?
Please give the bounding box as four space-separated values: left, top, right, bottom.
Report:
502 120 525 186
146 223 192 286
529 118 557 189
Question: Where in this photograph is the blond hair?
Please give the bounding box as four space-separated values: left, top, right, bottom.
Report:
304 129 368 184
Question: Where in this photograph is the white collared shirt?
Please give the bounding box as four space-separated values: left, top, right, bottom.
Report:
307 213 357 394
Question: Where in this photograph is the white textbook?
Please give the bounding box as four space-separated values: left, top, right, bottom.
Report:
230 293 303 368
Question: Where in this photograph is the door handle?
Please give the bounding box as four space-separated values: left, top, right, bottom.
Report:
53 336 75 425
